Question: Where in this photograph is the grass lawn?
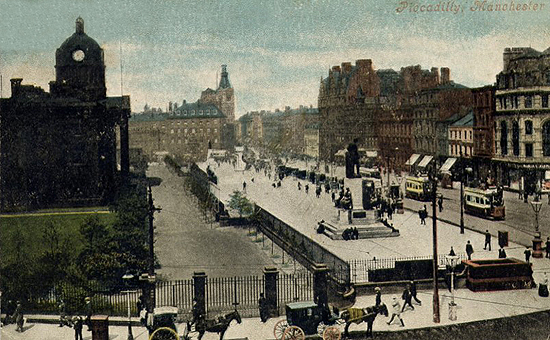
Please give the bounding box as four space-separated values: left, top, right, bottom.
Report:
0 210 116 263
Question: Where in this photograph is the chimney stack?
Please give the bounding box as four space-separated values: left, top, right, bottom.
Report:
356 59 373 70
341 62 352 75
10 78 22 97
440 67 450 84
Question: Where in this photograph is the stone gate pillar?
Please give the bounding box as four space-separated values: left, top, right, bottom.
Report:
263 266 279 316
193 271 207 316
313 263 329 307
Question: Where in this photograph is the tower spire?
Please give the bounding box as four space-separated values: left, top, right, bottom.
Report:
218 64 231 90
76 17 84 34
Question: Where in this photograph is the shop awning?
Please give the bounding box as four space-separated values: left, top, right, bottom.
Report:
418 155 434 168
405 154 421 166
366 151 378 158
439 157 457 172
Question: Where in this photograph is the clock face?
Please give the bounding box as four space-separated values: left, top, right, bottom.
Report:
72 49 85 62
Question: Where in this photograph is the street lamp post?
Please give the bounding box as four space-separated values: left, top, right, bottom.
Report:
429 163 440 323
445 255 459 321
530 197 543 258
122 272 135 340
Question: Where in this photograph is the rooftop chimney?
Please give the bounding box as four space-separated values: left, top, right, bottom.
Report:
76 17 84 34
10 78 22 97
440 67 450 84
341 62 352 74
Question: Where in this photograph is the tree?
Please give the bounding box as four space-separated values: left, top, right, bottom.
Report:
228 190 253 218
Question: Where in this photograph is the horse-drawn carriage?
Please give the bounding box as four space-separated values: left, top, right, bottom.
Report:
273 301 388 340
144 306 241 340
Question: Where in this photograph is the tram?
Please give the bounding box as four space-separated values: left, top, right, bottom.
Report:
463 186 505 220
405 176 433 201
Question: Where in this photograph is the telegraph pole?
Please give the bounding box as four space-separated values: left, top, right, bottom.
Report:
431 161 440 323
147 184 161 311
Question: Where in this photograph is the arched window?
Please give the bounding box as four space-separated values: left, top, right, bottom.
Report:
543 120 550 156
500 121 508 155
512 121 520 156
525 120 533 135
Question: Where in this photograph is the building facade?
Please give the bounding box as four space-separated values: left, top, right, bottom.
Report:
472 85 496 180
448 111 474 158
0 18 130 211
493 47 550 192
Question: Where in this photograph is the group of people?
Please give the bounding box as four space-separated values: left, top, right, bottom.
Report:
342 227 359 240
374 281 421 328
2 300 24 332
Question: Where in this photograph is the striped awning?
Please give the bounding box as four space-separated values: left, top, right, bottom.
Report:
418 155 434 168
405 154 421 166
440 158 457 172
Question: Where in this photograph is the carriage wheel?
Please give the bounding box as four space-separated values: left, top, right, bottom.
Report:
322 326 341 340
149 327 180 340
282 326 305 340
273 320 289 340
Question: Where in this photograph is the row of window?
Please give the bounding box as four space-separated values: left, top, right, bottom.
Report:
449 130 473 140
172 109 218 116
161 138 218 144
499 120 550 156
498 94 549 110
153 120 217 128
170 128 217 134
450 144 472 156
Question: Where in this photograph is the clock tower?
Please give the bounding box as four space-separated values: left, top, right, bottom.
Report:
51 17 106 101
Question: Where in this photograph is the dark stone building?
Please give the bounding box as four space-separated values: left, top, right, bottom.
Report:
472 85 496 181
0 17 130 211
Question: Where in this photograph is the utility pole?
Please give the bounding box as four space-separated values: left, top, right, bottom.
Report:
430 161 440 323
147 184 161 312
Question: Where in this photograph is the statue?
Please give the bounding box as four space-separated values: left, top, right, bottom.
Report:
346 138 360 178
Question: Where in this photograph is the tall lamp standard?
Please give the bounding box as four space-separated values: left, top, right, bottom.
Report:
428 161 440 323
122 272 135 340
445 255 459 321
530 197 543 258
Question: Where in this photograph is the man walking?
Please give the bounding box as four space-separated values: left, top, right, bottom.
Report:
484 230 491 251
13 301 24 332
84 297 92 331
401 285 414 312
466 240 474 260
410 280 421 305
438 195 443 212
242 180 247 193
73 316 84 340
546 237 550 259
387 296 405 327
58 299 67 327
374 287 382 307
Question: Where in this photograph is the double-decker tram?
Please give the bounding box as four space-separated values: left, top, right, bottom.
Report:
405 176 433 201
463 186 505 220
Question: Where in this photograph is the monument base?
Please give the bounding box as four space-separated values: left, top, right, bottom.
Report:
319 219 399 240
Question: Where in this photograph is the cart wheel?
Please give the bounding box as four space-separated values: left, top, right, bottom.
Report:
149 327 180 340
273 320 289 340
283 325 305 340
323 326 341 340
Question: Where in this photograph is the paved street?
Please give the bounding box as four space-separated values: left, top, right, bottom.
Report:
148 163 284 280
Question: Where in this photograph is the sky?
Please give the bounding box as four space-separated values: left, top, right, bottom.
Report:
1 0 550 117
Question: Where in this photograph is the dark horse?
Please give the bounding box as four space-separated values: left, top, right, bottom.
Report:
193 310 242 340
340 304 388 338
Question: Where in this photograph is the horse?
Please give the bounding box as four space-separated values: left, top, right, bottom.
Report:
340 303 388 338
194 309 242 340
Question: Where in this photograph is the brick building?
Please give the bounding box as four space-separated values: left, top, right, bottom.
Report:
128 65 234 162
0 18 130 211
472 85 496 180
448 111 474 158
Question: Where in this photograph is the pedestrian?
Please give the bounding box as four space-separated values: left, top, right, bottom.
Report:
353 227 359 240
331 191 335 202
466 240 474 260
449 246 456 256
484 230 491 251
305 184 309 194
409 280 421 305
546 237 550 259
438 195 443 212
418 208 425 225
258 293 269 322
84 297 92 331
73 316 84 340
386 296 405 327
315 186 321 198
387 205 393 220
242 180 247 193
297 182 301 191
374 287 382 307
401 285 414 312
13 301 24 332
498 247 507 258
539 273 549 297
525 247 532 263
58 299 67 327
